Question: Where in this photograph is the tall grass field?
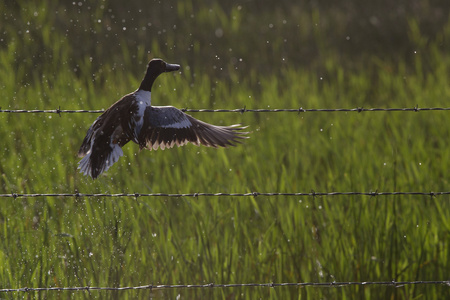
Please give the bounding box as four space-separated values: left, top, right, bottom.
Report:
1 1 449 299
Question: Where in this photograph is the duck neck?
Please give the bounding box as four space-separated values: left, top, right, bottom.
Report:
139 68 160 92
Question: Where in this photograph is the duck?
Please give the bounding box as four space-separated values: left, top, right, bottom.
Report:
78 58 248 179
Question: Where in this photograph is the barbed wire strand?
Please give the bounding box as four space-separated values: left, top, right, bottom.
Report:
1 106 450 115
1 280 449 293
1 191 449 199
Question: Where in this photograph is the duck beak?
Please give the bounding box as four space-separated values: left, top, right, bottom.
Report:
165 63 180 72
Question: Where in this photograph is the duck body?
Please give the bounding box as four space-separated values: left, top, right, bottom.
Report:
78 59 248 179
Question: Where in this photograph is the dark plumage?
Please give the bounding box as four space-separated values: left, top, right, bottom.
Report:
78 58 248 179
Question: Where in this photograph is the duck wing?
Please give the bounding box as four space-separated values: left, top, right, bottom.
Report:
77 94 137 178
137 106 248 151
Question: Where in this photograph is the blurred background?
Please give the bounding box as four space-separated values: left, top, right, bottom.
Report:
2 0 449 83
1 1 449 299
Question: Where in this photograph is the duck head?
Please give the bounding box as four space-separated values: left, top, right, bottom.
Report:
139 58 180 91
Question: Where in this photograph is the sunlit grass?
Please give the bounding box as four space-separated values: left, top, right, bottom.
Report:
1 25 450 300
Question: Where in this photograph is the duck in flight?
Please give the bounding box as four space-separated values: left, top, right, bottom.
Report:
78 58 248 179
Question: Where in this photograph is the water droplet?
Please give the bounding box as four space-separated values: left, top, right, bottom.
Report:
215 28 223 38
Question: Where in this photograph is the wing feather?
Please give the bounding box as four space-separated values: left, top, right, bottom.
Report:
138 106 248 151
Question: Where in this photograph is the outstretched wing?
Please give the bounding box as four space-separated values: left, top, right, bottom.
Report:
138 106 248 151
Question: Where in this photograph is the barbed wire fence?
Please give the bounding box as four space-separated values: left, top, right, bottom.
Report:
1 106 449 294
1 280 449 294
1 191 449 199
0 106 449 115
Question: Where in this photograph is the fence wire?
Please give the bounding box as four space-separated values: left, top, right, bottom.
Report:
1 191 449 199
1 280 449 293
0 106 450 115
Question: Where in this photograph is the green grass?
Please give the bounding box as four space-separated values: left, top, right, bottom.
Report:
0 46 449 299
1 2 450 298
